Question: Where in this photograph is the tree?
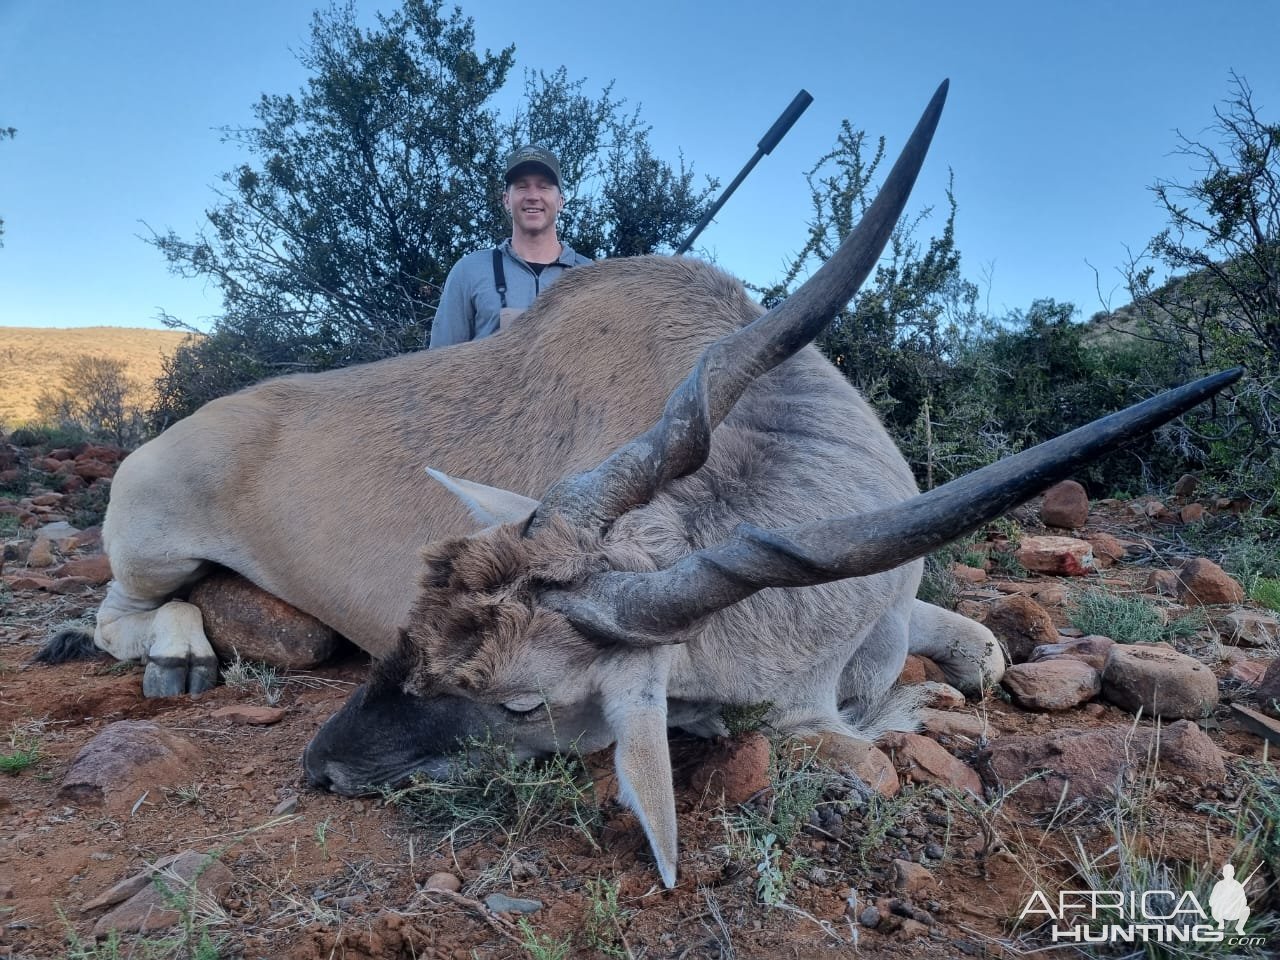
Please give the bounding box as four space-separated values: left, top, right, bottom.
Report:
754 120 970 484
35 356 146 448
150 0 713 426
0 126 15 248
1120 73 1280 497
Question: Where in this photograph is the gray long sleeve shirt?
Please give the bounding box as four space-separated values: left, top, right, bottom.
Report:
428 239 592 349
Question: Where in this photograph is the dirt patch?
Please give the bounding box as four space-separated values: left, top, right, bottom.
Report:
1 499 1278 957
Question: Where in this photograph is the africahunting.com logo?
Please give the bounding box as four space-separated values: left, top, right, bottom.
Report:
1019 863 1267 946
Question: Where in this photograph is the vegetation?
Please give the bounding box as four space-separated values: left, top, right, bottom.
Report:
34 356 148 448
146 0 714 427
1070 590 1201 646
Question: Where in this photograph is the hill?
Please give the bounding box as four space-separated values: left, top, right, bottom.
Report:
0 325 191 427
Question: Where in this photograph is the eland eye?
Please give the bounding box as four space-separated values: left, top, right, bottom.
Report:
501 695 545 716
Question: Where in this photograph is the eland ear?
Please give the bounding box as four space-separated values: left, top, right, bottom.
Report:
598 649 678 888
425 467 540 526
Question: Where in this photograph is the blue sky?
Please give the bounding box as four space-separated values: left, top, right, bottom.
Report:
1 0 1276 331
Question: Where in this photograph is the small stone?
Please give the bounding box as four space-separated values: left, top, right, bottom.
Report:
424 872 461 893
1001 659 1101 711
918 708 988 740
891 859 936 896
1179 503 1206 524
1212 610 1280 648
91 851 232 937
918 681 966 710
1085 533 1127 568
923 842 945 860
484 893 542 915
1172 474 1199 498
26 538 55 568
1041 480 1089 529
880 733 982 797
1226 658 1270 687
1029 635 1115 672
208 705 287 726
271 795 299 816
797 735 899 798
1015 535 1097 577
1146 569 1182 597
59 722 202 814
951 563 988 584
983 595 1058 664
1175 559 1244 606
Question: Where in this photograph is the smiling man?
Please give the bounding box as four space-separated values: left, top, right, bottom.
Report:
429 145 593 349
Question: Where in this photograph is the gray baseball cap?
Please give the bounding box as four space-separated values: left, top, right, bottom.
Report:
504 145 561 187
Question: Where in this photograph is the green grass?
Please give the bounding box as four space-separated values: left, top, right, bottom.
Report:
383 737 599 850
517 918 573 960
1070 589 1202 645
0 723 43 774
1247 576 1280 613
582 877 631 959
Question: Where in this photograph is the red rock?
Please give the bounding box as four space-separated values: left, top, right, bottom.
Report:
91 851 232 937
1179 503 1206 524
47 448 75 461
1085 532 1126 568
50 555 113 585
423 872 461 893
797 734 898 797
880 732 983 797
891 859 936 896
1041 480 1089 529
59 721 202 814
951 563 988 583
73 459 115 481
78 443 127 464
983 594 1058 663
208 705 287 726
918 708 988 740
1175 558 1244 606
1015 535 1097 576
980 721 1223 808
1212 610 1280 647
689 732 771 805
1226 658 1270 687
1172 474 1199 498
189 570 338 669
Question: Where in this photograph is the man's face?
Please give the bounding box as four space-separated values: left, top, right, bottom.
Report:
504 170 563 236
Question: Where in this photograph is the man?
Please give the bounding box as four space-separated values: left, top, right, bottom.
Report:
429 145 592 349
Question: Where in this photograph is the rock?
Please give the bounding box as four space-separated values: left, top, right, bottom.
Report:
423 872 462 893
79 443 127 464
1172 474 1199 498
858 905 881 928
25 538 55 568
897 654 948 685
689 732 771 805
880 733 983 797
918 708 988 740
59 721 202 813
983 595 1058 664
1029 635 1115 672
1212 609 1280 648
1179 503 1206 524
1001 660 1101 711
81 853 182 912
1225 658 1270 687
1101 643 1219 719
951 563 988 584
1258 659 1280 717
1146 569 1182 597
980 721 1223 808
73 459 115 481
49 554 113 585
1015 535 1097 577
798 734 898 798
188 570 338 669
272 795 299 816
208 705 287 726
1029 583 1069 606
34 520 81 551
1085 533 1126 568
1230 704 1280 746
1175 558 1244 606
1040 480 1089 529
918 681 966 710
891 859 936 896
484 893 542 915
91 851 232 937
